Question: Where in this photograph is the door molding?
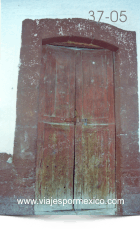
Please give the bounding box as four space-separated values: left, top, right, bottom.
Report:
13 18 139 215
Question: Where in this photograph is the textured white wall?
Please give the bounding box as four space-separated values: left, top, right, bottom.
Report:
1 0 140 154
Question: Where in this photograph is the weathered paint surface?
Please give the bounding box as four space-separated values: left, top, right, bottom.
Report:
35 45 116 212
35 45 75 211
74 49 115 209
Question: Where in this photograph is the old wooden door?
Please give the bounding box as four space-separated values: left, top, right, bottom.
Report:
35 45 115 213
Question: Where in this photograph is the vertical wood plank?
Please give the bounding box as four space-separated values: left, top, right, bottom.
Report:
35 45 75 212
74 49 116 210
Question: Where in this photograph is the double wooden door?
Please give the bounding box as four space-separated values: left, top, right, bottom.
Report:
35 45 116 212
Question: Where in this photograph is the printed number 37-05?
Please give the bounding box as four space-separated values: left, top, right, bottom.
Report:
89 11 127 22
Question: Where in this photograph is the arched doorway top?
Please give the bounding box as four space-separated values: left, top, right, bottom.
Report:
31 18 136 51
42 35 118 51
22 18 136 52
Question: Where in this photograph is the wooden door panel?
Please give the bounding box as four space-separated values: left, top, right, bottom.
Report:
74 49 115 210
39 45 75 120
74 123 115 210
75 50 115 122
35 45 75 212
35 122 74 211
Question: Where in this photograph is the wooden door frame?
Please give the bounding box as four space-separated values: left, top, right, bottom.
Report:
13 18 139 215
